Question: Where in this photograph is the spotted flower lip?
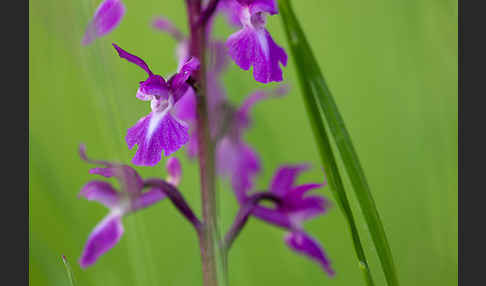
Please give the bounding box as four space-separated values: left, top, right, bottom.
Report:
112 43 200 166
223 0 287 83
82 0 126 45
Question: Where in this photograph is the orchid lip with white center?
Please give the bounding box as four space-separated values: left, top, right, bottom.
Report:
239 7 269 59
240 7 252 27
147 95 174 139
256 30 269 59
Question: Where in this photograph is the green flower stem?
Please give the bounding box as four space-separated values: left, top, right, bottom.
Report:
186 1 225 285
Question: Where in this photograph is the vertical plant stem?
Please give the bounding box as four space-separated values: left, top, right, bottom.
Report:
186 1 222 285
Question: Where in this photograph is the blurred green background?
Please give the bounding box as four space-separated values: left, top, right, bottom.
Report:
29 0 457 285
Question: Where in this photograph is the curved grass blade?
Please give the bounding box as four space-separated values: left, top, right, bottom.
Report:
286 59 376 286
277 1 399 285
61 255 76 286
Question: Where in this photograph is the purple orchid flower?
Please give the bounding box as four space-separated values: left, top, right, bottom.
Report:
82 0 126 45
217 86 287 201
152 17 230 159
249 164 334 275
112 43 200 166
152 16 228 108
222 0 287 83
77 145 182 268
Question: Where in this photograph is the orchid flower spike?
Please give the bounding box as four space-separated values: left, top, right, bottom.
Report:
112 43 200 166
223 0 287 83
82 0 126 45
250 164 335 275
77 145 182 267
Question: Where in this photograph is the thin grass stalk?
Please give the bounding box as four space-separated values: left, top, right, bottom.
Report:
277 1 399 285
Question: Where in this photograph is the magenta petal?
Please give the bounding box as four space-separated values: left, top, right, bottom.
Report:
284 231 334 276
285 194 328 223
89 166 144 195
232 143 261 196
152 16 185 42
227 28 254 71
238 86 287 119
173 89 196 122
126 113 160 165
126 112 189 166
288 183 325 199
227 27 287 83
270 164 309 196
236 86 287 130
238 91 268 122
82 0 126 45
176 41 191 71
175 58 200 84
217 139 261 201
237 0 278 14
256 29 287 82
186 129 199 158
112 43 153 75
89 167 116 178
166 157 182 186
79 181 120 208
219 0 243 27
138 75 170 100
79 144 112 167
169 57 200 101
252 206 293 229
131 189 167 211
79 214 124 268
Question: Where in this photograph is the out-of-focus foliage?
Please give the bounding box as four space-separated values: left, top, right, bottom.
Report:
29 0 457 286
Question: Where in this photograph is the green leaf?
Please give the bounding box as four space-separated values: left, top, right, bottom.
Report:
277 1 399 286
61 255 76 286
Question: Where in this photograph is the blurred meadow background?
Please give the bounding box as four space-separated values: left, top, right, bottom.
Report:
29 0 457 285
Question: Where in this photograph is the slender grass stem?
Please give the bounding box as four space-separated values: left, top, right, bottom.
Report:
277 1 399 285
61 255 76 286
277 1 376 285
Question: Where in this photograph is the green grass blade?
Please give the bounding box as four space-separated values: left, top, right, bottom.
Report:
277 1 399 285
276 2 374 285
61 255 76 286
288 70 375 286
